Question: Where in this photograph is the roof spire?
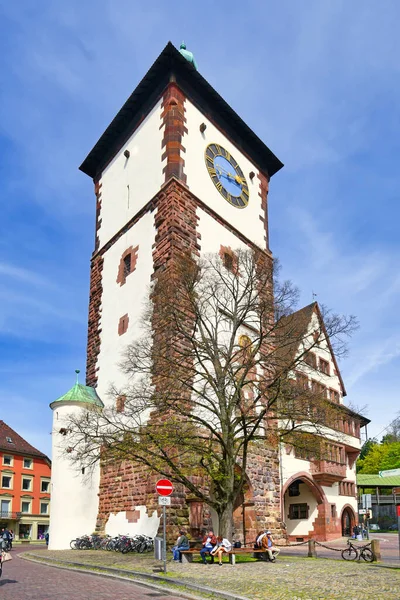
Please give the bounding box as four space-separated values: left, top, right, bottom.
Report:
75 369 80 384
178 41 198 71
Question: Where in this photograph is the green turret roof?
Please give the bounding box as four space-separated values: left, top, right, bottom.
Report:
50 371 104 409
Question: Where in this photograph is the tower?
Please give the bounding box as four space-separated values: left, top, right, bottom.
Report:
50 42 284 546
49 371 103 549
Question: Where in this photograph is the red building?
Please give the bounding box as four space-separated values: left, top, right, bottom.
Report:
0 421 51 540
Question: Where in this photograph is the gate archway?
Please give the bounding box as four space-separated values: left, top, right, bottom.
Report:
341 505 356 537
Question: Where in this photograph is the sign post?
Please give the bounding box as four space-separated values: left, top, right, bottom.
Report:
156 479 173 574
397 505 400 563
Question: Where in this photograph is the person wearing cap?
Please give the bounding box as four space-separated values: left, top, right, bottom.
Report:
264 530 280 562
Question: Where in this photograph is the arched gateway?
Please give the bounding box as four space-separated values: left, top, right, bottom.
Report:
282 473 341 542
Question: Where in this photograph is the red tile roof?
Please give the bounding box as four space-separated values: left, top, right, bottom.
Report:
0 420 50 462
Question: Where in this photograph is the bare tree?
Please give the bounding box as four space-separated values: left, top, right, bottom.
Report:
65 249 359 537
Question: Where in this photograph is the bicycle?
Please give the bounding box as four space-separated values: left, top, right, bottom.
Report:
341 540 374 562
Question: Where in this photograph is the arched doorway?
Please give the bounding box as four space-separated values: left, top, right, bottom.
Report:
341 506 355 537
282 473 328 541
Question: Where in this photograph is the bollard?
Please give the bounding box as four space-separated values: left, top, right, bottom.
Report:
308 539 317 558
370 539 381 562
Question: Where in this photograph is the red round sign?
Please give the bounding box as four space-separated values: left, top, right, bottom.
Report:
156 479 173 496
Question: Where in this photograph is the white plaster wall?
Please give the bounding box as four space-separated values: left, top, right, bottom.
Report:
284 483 318 537
98 101 164 248
184 100 266 249
281 451 311 484
105 506 160 538
49 403 100 549
296 313 343 399
197 207 251 255
322 482 358 517
96 212 156 406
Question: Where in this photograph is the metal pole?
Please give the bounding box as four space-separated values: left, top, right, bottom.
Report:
398 514 400 564
163 504 167 574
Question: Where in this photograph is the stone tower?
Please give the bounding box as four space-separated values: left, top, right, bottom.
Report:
76 42 283 543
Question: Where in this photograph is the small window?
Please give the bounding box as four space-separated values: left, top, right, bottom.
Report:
1 475 12 489
21 501 31 514
123 254 131 277
288 481 300 497
223 252 234 271
331 504 337 518
319 359 330 375
41 480 50 493
288 503 308 519
116 395 126 413
23 458 33 469
2 455 13 466
304 352 317 369
330 389 339 403
6 437 12 444
40 502 49 515
22 478 32 491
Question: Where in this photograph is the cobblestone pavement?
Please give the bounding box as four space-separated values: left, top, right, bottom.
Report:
24 541 400 600
0 546 188 600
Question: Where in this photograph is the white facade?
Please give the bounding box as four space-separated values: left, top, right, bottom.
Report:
49 403 100 550
96 211 156 405
97 101 164 247
184 99 266 249
280 309 361 539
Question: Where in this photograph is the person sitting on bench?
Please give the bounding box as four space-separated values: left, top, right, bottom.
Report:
263 531 280 562
210 536 232 565
200 530 217 564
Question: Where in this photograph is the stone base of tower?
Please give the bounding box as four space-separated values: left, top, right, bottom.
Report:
96 440 286 545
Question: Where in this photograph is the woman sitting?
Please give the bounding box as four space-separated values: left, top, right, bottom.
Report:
210 536 232 565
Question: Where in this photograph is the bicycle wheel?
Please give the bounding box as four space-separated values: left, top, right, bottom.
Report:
70 539 78 550
341 547 358 561
361 548 374 562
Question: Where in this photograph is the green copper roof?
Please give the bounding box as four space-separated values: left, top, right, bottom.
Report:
179 41 198 70
50 370 104 408
357 474 400 487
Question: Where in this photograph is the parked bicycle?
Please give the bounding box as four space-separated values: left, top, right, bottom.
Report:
70 533 154 553
341 540 374 562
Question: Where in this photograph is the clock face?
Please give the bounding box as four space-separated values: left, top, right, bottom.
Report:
205 143 249 208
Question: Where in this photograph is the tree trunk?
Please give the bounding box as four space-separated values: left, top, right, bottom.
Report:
218 499 234 539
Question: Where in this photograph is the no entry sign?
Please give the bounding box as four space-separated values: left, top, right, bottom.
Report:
156 479 173 496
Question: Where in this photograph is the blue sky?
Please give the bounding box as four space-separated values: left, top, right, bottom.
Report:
0 0 399 456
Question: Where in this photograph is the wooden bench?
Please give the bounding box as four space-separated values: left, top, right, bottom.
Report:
180 547 270 565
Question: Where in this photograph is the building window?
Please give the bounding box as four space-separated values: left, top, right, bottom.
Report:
21 500 31 514
289 503 308 519
118 314 129 336
41 480 50 493
331 504 337 518
2 455 13 466
40 502 49 515
0 499 11 517
6 436 12 444
319 359 330 375
1 475 12 489
330 389 339 403
296 372 309 390
304 352 317 369
339 481 355 496
123 254 131 277
116 246 139 286
116 395 126 413
22 477 32 491
219 245 237 274
288 481 300 497
23 458 33 469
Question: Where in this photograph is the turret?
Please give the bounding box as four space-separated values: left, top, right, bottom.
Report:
48 370 104 549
